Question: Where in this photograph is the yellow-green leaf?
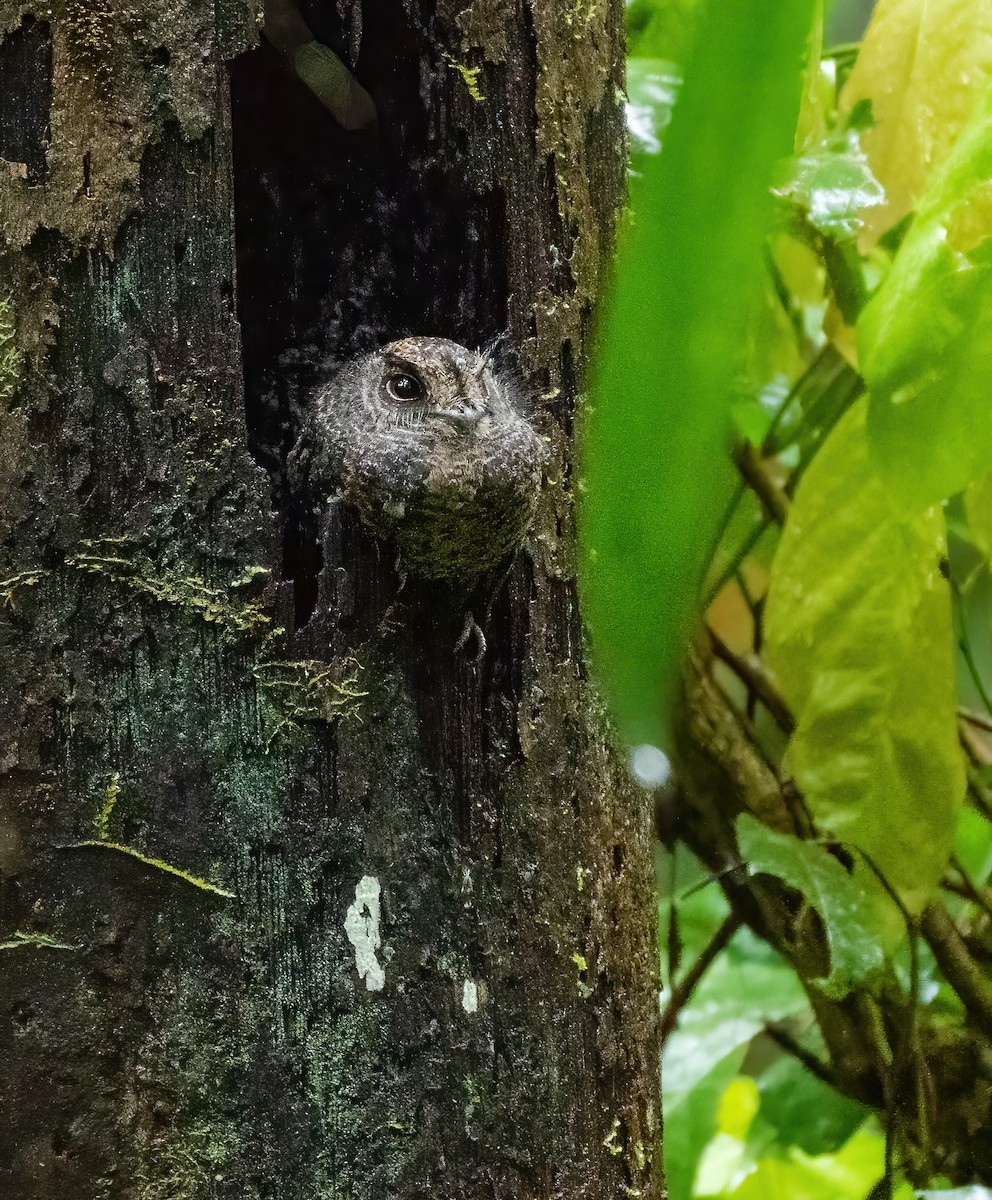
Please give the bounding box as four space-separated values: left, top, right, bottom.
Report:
764 398 964 912
860 89 992 509
840 0 992 244
729 1127 915 1200
964 470 992 559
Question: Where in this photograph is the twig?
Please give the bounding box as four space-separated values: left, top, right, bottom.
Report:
953 578 992 717
944 857 992 922
703 520 769 609
660 911 744 1047
708 627 795 734
732 441 790 527
920 904 992 1039
732 569 764 721
764 1020 839 1089
958 706 992 734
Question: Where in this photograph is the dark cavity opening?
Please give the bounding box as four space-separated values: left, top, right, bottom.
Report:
230 0 508 628
0 16 53 185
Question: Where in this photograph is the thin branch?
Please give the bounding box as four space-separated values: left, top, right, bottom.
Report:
708 626 795 734
764 1020 840 1089
953 577 992 717
945 856 992 922
848 846 917 1177
959 736 992 822
958 706 992 734
660 911 744 1047
764 244 808 351
703 520 769 609
732 441 790 527
920 904 992 1039
783 202 868 324
732 569 764 721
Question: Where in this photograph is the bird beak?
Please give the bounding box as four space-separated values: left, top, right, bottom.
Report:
436 402 485 431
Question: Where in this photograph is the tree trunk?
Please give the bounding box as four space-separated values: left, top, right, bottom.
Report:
0 2 662 1197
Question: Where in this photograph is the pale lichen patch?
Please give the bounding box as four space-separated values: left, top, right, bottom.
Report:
0 293 22 404
344 874 385 991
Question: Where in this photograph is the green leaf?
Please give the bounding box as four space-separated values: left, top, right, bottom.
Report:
626 0 701 63
581 0 817 744
736 814 890 996
665 1040 750 1200
752 1054 867 1157
659 847 732 980
860 88 992 510
663 922 809 1200
788 138 885 239
727 1127 913 1200
664 966 806 1200
763 397 965 912
696 929 809 1021
840 0 992 244
954 806 992 886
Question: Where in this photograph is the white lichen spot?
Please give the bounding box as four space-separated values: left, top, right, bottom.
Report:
344 875 385 991
462 979 479 1013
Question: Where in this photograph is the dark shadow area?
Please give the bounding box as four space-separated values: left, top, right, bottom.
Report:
231 2 524 825
230 0 509 629
0 16 52 185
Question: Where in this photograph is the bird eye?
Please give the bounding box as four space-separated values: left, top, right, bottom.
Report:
384 373 424 403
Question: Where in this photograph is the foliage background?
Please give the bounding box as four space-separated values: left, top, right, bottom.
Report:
584 0 992 1194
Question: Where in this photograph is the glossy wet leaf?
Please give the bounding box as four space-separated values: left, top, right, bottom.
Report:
736 814 890 995
581 0 816 744
763 398 965 912
626 59 680 159
860 90 992 510
789 139 885 239
840 0 992 244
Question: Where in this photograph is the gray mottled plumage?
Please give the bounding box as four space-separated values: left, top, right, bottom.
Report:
288 337 546 583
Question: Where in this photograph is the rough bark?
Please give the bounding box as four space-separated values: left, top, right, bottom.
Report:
0 2 662 1197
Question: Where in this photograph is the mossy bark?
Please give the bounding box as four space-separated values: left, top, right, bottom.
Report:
0 2 662 1197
